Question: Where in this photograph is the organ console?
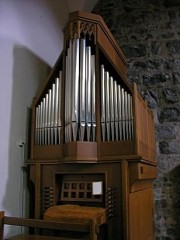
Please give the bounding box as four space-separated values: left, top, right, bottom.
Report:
28 11 157 240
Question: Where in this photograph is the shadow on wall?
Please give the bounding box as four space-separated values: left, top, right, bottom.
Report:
3 45 50 237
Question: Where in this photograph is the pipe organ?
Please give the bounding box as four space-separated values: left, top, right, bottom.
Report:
28 11 157 240
35 73 62 146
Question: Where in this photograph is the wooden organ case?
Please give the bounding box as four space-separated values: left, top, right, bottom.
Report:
28 11 157 240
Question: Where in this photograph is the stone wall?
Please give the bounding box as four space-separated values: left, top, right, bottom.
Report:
93 0 180 239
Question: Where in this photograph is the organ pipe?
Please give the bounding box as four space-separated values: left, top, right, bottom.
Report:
34 38 134 146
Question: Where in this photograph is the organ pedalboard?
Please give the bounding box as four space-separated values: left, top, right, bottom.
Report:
28 11 157 240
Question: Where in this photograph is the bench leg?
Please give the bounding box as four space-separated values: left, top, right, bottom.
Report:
89 220 98 240
0 211 4 240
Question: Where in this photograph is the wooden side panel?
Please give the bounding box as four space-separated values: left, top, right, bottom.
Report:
133 84 149 160
29 163 60 218
97 25 127 81
34 164 41 219
129 188 154 240
133 84 156 163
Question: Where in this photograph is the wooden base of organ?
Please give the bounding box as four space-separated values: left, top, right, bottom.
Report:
27 11 157 240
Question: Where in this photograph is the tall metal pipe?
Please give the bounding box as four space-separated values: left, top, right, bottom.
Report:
91 54 96 142
47 89 52 145
71 38 80 141
40 101 43 145
79 38 86 141
54 77 59 145
86 46 92 141
113 81 118 141
121 88 125 140
44 93 49 145
124 90 128 140
105 71 110 141
101 65 105 141
117 85 122 141
58 71 62 144
51 83 55 144
68 41 73 142
65 50 68 142
110 76 114 141
129 94 133 140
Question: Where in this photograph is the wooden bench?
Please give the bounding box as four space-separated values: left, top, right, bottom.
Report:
0 211 98 240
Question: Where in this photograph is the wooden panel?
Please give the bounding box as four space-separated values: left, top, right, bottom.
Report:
133 84 156 163
97 25 127 81
129 188 154 240
99 141 134 159
34 164 41 219
129 163 157 192
62 142 97 162
33 146 62 160
29 164 35 185
129 163 157 180
133 84 148 160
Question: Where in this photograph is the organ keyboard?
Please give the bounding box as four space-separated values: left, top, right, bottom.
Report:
28 11 157 240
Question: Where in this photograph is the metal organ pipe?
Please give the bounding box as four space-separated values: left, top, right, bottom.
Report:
110 76 114 141
100 65 134 142
34 38 134 146
79 38 86 141
86 46 92 142
105 71 110 141
113 81 119 141
64 37 97 143
121 87 125 140
40 101 43 145
101 65 105 142
124 91 128 140
45 93 49 145
91 54 96 142
51 83 55 144
65 47 69 143
54 77 60 145
35 72 62 146
58 72 62 144
72 38 80 142
117 85 122 141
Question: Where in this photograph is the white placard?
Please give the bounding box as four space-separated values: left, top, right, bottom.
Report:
92 181 103 195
